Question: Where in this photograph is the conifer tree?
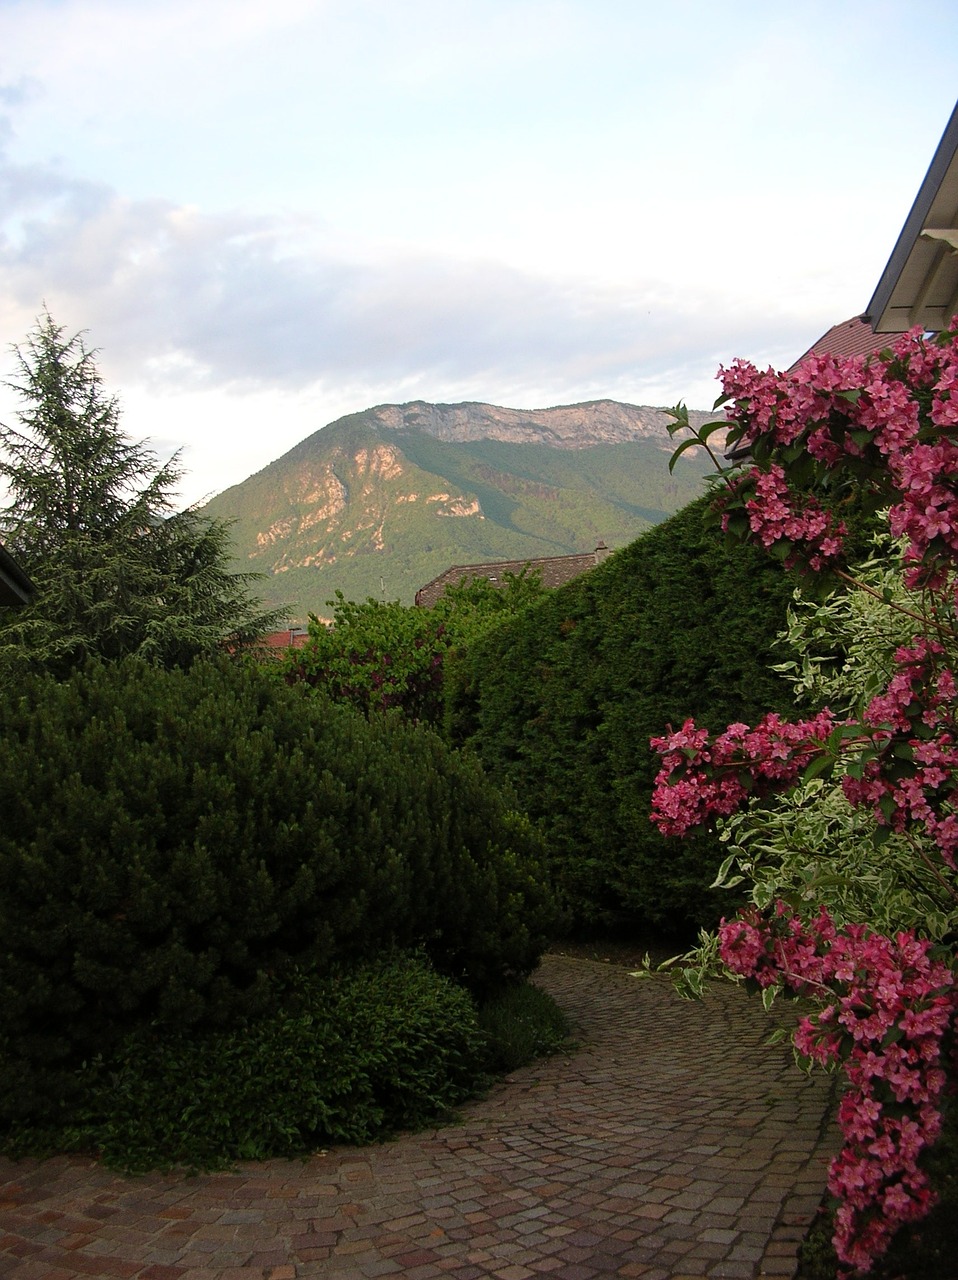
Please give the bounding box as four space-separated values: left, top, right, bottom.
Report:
0 312 284 672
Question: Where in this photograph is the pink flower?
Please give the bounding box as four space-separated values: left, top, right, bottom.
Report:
657 324 958 1273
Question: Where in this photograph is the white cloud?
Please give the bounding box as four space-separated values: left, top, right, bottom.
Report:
1 0 957 506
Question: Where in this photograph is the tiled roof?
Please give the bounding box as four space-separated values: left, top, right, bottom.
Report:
788 316 897 370
260 627 310 650
415 544 611 608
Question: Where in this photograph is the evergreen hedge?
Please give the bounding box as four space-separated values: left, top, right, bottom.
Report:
0 658 555 1124
444 495 799 934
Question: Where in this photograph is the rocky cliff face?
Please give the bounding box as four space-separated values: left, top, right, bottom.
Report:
203 398 722 617
368 398 723 449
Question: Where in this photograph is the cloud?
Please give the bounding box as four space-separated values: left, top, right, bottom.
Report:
0 126 820 411
3 125 825 509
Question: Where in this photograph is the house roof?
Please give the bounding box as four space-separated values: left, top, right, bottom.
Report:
865 99 958 333
415 543 611 608
259 627 310 650
0 542 34 607
788 315 899 370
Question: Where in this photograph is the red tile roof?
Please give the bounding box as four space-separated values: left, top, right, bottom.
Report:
788 316 897 370
260 627 310 650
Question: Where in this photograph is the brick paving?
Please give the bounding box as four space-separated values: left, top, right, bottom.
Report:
0 955 839 1279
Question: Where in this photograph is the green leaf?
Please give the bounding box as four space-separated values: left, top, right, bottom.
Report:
802 753 834 784
697 420 731 443
668 436 706 474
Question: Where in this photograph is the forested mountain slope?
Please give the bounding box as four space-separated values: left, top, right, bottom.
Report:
201 399 721 618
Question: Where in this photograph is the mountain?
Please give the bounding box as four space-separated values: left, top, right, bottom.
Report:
201 399 724 621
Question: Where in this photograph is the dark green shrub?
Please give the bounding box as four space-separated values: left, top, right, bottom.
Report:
444 495 799 934
0 658 555 1124
3 955 486 1171
478 981 574 1073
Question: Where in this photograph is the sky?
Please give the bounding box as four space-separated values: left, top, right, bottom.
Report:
0 0 956 508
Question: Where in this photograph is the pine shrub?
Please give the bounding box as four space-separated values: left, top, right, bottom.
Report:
0 658 555 1124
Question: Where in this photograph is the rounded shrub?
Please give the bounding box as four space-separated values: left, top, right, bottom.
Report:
0 657 555 1124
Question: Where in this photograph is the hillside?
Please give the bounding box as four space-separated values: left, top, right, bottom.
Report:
201 398 723 620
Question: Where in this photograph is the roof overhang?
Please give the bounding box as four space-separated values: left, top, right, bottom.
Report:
865 100 958 333
0 542 35 606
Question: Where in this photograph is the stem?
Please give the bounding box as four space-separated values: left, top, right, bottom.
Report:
671 421 741 492
900 831 958 907
772 940 835 997
834 570 958 641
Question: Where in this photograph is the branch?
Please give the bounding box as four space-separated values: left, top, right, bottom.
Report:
834 569 958 641
900 831 958 908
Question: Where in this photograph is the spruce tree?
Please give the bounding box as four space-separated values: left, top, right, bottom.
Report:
0 312 284 672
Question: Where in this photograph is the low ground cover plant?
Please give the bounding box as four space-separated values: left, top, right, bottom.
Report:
1 954 573 1172
4 956 485 1171
477 979 575 1073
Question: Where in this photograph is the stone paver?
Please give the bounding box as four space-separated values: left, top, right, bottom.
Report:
0 956 839 1279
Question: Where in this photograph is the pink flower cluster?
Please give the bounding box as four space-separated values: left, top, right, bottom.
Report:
717 327 958 579
649 709 837 836
736 464 847 571
649 640 958 852
718 905 956 1273
842 638 958 868
654 322 958 1272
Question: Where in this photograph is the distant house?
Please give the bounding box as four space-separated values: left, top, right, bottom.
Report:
259 626 310 651
0 542 34 607
415 542 612 608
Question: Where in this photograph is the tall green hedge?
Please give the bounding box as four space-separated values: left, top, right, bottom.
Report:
0 658 554 1123
444 495 799 934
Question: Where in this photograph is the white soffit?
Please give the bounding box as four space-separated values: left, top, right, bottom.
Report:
865 100 958 333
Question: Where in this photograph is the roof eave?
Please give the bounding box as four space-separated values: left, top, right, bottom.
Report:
0 543 35 607
865 100 958 334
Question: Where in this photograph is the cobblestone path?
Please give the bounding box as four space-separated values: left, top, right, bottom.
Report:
0 955 838 1280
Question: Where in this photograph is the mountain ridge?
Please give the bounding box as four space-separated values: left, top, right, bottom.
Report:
202 398 723 619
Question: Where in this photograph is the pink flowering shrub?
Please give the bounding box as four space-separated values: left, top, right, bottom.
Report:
649 709 838 836
718 904 956 1273
653 323 958 1274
